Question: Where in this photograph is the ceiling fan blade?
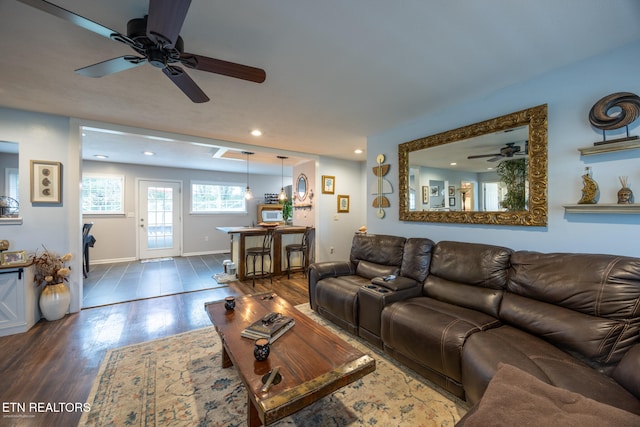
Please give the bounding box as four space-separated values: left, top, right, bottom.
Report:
467 153 501 159
76 56 146 78
180 53 266 83
147 0 191 48
162 66 209 103
17 0 131 43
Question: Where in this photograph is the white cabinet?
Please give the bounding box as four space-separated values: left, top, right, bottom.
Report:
0 265 39 337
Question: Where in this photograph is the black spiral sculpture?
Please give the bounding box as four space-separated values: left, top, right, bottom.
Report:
589 92 640 131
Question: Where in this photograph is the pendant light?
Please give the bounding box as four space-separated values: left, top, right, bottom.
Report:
277 155 288 201
242 151 254 200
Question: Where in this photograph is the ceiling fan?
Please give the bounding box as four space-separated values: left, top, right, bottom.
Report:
467 141 528 162
17 0 266 103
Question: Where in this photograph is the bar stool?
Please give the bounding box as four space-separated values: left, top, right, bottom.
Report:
286 227 312 279
245 228 274 287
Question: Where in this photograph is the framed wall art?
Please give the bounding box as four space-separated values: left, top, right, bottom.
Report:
31 160 62 203
449 197 456 206
322 175 335 194
337 194 350 213
422 186 429 204
1 250 27 266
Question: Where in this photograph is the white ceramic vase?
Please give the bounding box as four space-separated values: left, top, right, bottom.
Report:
39 283 71 321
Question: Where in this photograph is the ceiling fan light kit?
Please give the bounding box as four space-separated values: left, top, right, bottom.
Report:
18 0 266 103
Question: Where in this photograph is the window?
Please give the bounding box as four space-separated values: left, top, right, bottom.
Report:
82 174 125 214
191 181 245 213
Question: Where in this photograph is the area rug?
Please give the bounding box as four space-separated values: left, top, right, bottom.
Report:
79 304 467 426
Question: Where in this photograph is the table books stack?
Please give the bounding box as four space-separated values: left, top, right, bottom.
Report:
241 312 295 343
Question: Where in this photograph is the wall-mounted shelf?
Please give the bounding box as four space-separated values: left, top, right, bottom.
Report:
563 204 640 214
578 138 640 156
293 203 312 210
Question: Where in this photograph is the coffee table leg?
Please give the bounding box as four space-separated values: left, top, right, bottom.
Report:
222 343 233 368
248 395 262 427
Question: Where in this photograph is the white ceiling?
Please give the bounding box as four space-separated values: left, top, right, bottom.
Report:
2 1 640 174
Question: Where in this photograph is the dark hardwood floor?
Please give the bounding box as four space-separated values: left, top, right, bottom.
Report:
0 275 309 427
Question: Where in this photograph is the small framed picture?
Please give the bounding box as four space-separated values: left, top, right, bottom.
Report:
1 250 27 266
449 186 455 196
449 197 456 206
31 160 62 203
430 186 439 196
337 194 350 213
322 175 335 194
422 186 429 204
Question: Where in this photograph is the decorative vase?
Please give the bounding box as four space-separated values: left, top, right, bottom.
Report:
254 338 270 361
617 187 633 204
39 283 71 321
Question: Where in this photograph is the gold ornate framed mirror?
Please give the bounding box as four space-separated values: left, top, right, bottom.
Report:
399 104 548 226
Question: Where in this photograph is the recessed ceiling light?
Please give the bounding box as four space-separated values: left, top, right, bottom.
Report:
354 149 363 154
450 162 457 166
251 129 262 136
94 154 109 159
143 151 155 156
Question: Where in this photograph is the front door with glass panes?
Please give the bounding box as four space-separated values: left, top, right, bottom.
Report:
138 180 182 260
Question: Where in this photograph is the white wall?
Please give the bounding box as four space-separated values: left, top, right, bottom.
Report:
367 40 640 257
316 156 367 261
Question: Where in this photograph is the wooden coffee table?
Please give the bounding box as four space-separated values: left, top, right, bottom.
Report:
205 293 376 426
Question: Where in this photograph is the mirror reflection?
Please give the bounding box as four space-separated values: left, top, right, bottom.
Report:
408 126 529 212
399 105 547 226
0 141 20 220
296 173 308 201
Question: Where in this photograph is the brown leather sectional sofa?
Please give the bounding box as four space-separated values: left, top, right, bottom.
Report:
308 233 640 415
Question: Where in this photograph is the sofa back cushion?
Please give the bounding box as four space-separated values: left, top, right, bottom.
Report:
400 238 435 283
505 251 640 364
424 241 512 317
350 234 406 269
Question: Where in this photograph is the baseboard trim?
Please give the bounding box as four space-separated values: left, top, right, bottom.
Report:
91 251 230 265
91 257 137 265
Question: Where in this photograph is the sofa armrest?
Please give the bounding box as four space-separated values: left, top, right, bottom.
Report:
613 342 640 399
308 261 354 310
309 261 354 280
371 276 420 292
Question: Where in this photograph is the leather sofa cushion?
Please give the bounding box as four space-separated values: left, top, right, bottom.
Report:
425 276 504 318
428 241 512 289
350 234 406 268
400 238 435 283
381 297 500 382
507 251 640 363
314 275 370 329
356 260 399 279
508 251 640 319
461 325 640 415
613 343 640 399
500 293 634 364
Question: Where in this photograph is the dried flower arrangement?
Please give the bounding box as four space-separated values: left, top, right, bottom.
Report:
32 247 73 287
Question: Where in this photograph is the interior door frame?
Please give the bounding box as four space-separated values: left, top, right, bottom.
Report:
136 178 184 260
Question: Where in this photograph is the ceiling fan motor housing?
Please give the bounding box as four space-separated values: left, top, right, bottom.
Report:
127 16 183 67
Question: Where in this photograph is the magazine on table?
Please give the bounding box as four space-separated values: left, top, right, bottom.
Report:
241 312 295 343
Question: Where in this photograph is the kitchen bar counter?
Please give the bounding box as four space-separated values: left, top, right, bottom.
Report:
216 226 314 281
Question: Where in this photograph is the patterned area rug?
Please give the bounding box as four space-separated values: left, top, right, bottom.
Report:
79 304 467 426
